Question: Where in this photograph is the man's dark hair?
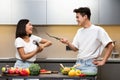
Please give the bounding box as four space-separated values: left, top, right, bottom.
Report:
16 19 31 38
73 7 91 20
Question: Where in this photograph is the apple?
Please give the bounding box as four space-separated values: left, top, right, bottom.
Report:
8 67 15 74
20 68 29 76
25 68 30 75
20 69 27 76
1 67 6 73
1 67 9 74
15 67 20 74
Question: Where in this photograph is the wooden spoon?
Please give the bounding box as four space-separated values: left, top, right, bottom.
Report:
72 64 80 68
60 63 65 69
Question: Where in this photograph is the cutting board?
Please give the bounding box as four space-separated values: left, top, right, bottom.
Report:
40 71 58 74
40 71 52 74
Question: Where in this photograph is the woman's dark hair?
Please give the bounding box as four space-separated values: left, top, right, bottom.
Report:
16 19 31 38
73 7 91 20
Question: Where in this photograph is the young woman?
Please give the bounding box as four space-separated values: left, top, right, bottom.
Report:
14 19 52 68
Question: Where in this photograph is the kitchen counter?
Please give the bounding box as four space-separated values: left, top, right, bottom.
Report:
0 58 120 63
0 73 96 80
0 58 120 80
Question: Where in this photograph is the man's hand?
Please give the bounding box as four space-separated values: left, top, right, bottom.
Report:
93 59 106 66
60 38 69 44
60 38 78 52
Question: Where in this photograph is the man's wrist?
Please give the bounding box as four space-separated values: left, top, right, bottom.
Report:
66 41 70 45
102 58 107 63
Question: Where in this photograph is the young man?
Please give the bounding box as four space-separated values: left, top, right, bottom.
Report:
60 7 114 75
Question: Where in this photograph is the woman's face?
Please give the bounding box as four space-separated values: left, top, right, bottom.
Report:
26 22 33 35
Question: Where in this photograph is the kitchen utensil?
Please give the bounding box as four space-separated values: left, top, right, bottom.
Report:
40 71 52 74
59 63 65 69
33 40 39 47
46 32 61 40
51 71 59 74
72 64 80 68
40 71 59 74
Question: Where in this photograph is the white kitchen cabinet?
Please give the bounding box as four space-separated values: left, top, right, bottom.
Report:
11 0 46 25
47 0 77 25
77 0 99 25
3 0 120 25
0 0 11 24
0 0 98 25
99 0 120 25
47 0 99 25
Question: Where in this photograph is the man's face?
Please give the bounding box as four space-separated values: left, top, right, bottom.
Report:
75 13 87 26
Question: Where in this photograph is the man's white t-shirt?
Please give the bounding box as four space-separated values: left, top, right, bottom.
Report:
15 35 42 62
72 25 112 60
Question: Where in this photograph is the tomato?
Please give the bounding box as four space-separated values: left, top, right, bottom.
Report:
40 69 47 72
79 73 86 77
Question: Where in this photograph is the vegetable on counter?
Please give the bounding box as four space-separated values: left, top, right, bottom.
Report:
29 63 41 76
1 65 30 76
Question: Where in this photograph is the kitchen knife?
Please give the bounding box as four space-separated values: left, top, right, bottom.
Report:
46 32 61 40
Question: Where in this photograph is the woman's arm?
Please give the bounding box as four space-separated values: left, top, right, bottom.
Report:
17 47 42 61
39 39 52 48
17 39 52 61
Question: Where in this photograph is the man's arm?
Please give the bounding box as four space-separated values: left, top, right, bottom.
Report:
60 38 78 52
93 42 114 66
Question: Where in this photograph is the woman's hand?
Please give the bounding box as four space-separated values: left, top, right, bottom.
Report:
36 45 44 53
40 39 52 47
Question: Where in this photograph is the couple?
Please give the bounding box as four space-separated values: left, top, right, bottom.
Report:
14 7 114 79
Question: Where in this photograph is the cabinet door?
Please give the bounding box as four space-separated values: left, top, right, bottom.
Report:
0 0 11 24
47 0 77 25
11 0 46 25
47 0 98 25
77 0 99 25
99 0 120 25
100 63 120 80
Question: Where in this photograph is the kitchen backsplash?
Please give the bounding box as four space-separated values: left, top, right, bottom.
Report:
0 25 120 59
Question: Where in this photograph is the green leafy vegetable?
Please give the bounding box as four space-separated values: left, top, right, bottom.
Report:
29 63 41 76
